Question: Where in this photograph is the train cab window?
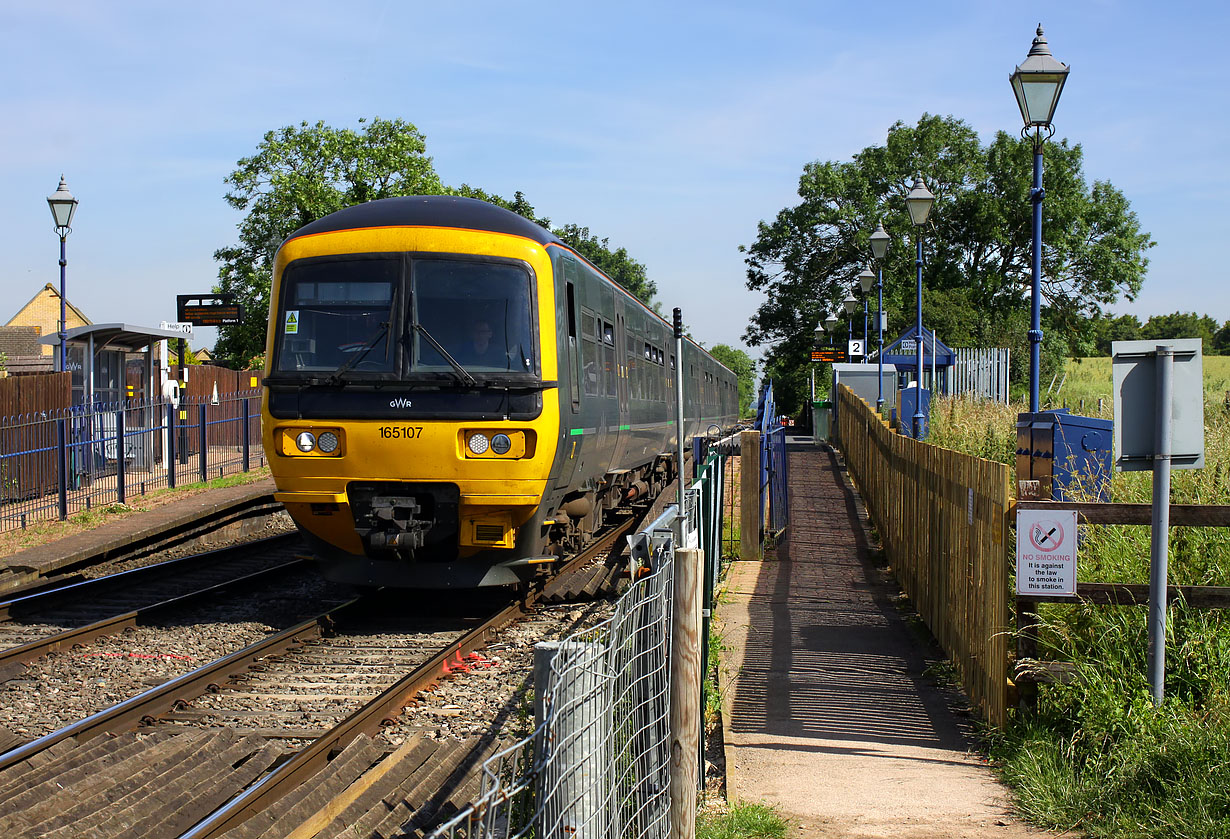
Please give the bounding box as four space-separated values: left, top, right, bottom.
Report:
411 259 536 375
275 257 399 374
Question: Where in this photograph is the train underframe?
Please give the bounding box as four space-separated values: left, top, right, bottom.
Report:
301 454 676 589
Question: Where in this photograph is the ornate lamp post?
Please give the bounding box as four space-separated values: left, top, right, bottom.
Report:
905 175 935 439
1010 24 1069 413
46 176 79 373
824 313 837 345
811 322 825 400
857 269 874 365
869 220 890 410
841 291 858 351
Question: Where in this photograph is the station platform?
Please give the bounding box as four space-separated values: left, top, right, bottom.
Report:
0 478 279 590
717 440 1043 838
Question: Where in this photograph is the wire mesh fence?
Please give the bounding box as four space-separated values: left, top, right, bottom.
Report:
0 391 265 532
429 509 681 839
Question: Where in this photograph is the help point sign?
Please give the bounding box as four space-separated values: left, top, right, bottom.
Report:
1016 509 1078 597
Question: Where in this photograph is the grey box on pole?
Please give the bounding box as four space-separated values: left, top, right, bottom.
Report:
1112 339 1204 471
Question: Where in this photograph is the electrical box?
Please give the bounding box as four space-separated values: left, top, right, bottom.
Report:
897 387 931 440
1016 410 1112 502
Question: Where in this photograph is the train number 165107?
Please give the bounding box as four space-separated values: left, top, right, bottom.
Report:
379 426 423 439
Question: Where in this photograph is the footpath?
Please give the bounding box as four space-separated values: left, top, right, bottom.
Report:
718 440 1048 839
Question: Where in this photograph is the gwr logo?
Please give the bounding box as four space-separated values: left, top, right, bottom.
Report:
389 398 414 408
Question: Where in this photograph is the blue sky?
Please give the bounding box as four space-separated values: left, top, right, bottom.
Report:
1 1 1225 358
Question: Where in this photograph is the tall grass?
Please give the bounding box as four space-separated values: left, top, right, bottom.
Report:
931 363 1230 837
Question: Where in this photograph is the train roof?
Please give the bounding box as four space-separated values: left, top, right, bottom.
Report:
284 195 561 246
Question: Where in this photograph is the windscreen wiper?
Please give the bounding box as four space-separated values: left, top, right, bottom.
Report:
412 323 478 386
325 322 389 385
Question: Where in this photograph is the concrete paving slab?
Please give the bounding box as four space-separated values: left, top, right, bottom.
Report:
718 445 1054 838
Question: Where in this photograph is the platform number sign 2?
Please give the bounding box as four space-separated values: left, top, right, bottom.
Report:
848 339 864 358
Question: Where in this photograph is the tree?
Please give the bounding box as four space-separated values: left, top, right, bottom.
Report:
708 344 758 416
458 188 658 306
214 121 657 365
213 118 444 367
1090 312 1142 355
741 114 1154 410
1141 312 1220 354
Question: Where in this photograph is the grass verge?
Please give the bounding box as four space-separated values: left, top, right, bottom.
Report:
698 801 788 839
931 365 1230 838
0 467 271 557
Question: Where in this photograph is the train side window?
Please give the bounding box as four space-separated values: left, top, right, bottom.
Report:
602 321 616 397
581 308 598 396
566 281 580 411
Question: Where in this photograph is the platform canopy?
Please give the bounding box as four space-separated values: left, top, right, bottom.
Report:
40 323 189 405
39 322 188 353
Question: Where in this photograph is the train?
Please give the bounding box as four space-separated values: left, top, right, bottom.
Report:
262 196 738 587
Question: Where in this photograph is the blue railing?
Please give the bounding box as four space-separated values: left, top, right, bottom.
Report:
755 380 789 537
0 392 264 532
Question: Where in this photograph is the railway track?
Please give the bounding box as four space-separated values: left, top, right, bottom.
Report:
0 513 640 839
0 533 308 681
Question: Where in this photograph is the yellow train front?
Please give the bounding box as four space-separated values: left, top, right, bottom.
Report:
263 196 737 588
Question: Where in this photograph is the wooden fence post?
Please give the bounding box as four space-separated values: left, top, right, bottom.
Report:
670 547 702 839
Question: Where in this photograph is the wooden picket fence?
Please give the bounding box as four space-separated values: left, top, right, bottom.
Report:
835 383 1012 728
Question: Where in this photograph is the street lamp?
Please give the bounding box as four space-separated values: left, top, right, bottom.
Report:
1011 23 1069 414
47 176 79 374
905 174 934 439
869 220 890 410
857 268 875 366
841 290 858 351
824 313 837 345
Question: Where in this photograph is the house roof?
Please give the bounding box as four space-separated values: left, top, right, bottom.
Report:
6 283 92 327
0 326 42 357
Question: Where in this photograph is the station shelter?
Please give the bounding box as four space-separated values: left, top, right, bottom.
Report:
40 322 188 475
875 325 955 394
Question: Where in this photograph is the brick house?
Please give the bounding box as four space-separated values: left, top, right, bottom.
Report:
5 283 92 358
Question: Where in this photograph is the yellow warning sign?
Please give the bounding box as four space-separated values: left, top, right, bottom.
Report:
285 311 299 334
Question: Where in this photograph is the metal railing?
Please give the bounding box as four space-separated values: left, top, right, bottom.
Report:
0 391 264 532
430 451 731 839
754 381 789 537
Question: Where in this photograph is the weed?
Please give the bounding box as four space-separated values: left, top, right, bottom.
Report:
697 801 788 839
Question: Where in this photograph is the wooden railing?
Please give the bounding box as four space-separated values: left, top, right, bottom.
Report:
835 384 1011 728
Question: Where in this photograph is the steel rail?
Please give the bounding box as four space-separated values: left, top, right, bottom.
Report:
0 531 302 619
0 555 309 672
180 516 637 839
0 599 357 773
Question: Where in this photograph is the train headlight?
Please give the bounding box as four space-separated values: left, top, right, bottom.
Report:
461 429 530 458
295 432 316 452
317 431 339 453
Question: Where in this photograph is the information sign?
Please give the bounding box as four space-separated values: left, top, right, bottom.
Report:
848 338 864 358
177 294 243 326
810 349 847 363
159 321 193 336
1016 509 1077 597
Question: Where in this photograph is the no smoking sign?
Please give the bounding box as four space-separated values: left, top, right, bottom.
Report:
1016 509 1078 597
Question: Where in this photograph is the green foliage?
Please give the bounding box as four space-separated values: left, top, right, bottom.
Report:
213 117 444 367
708 344 758 416
933 367 1230 837
213 120 656 365
697 802 788 839
741 113 1154 413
